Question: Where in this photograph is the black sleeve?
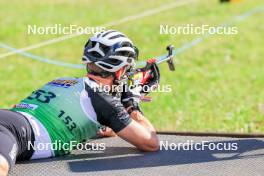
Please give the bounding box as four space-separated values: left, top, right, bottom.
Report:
85 85 132 133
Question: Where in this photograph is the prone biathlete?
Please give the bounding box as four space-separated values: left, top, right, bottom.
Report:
0 30 160 176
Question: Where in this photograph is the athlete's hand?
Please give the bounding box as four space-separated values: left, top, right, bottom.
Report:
138 58 160 94
121 86 142 114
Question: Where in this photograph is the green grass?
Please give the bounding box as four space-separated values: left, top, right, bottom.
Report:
1 0 264 133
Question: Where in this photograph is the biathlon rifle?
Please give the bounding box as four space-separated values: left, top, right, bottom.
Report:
127 45 176 101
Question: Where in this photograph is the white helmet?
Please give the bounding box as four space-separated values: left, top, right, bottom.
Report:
82 30 138 72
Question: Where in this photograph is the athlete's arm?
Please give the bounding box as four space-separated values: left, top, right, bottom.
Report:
96 111 159 151
118 86 159 151
97 126 117 137
86 85 159 151
117 111 159 151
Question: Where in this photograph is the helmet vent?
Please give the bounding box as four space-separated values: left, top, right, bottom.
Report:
109 34 125 40
107 58 122 66
90 51 102 58
102 30 116 37
116 51 129 57
91 41 96 47
98 63 112 69
99 44 110 53
85 40 96 48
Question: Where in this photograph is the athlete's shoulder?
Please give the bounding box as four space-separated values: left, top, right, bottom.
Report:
83 77 99 89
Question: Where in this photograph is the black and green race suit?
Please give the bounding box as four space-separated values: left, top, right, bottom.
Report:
10 77 131 156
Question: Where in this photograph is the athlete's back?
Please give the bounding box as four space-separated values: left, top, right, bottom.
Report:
12 77 100 156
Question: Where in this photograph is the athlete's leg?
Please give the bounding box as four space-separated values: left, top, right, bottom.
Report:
0 109 35 175
0 154 9 176
0 126 18 175
20 112 54 160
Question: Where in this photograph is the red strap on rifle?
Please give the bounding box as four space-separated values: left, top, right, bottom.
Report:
147 58 156 64
140 58 156 84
